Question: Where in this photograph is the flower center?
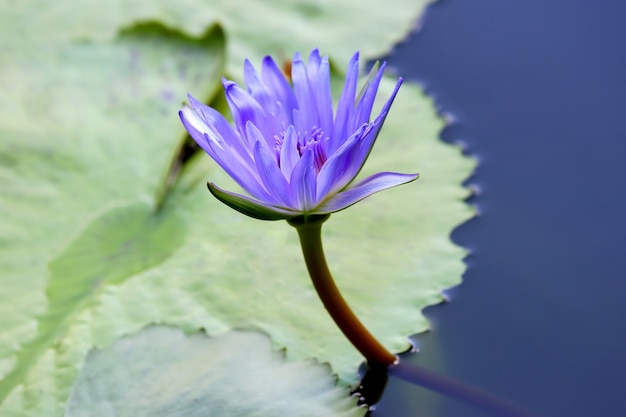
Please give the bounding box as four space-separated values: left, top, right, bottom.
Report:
297 127 328 173
275 126 328 174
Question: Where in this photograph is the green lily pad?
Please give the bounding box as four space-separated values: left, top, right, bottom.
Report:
0 0 435 72
0 3 475 416
0 22 226 415
64 326 365 417
0 43 474 415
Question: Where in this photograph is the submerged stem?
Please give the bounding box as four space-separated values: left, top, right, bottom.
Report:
388 360 538 417
288 215 397 367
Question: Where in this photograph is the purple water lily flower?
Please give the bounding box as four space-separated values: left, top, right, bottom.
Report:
179 49 419 220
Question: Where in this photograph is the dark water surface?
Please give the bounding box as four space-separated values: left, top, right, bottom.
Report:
375 1 626 416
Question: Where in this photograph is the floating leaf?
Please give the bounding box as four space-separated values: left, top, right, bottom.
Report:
0 2 475 416
0 0 435 72
64 327 365 417
0 22 226 415
1 47 473 415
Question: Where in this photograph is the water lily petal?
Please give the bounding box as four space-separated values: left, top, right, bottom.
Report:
291 52 316 131
243 60 273 110
180 110 272 201
186 95 252 163
304 49 332 132
223 78 273 146
180 104 248 171
373 77 404 127
207 182 298 221
290 149 317 211
316 172 419 213
279 125 299 179
315 124 368 200
330 52 359 154
250 124 292 206
330 76 404 191
313 54 333 137
243 60 290 131
179 106 214 153
202 137 274 202
334 119 385 187
350 62 386 132
307 49 322 74
261 55 298 120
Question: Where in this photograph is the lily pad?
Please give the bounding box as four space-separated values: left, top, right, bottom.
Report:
0 42 474 414
0 22 226 415
0 3 475 416
0 0 435 72
64 326 364 417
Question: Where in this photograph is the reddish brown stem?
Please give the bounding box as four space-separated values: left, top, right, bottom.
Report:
289 215 397 367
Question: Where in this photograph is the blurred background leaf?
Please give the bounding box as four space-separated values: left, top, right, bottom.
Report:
64 326 365 417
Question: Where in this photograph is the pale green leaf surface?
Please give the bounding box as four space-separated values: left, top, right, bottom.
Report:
0 23 226 415
1 64 473 416
0 0 435 74
64 327 365 417
0 3 475 416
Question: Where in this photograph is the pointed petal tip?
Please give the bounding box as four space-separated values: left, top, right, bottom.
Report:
309 48 321 60
402 172 420 184
178 109 190 129
373 61 387 81
186 93 205 109
262 55 277 66
222 77 236 89
243 59 256 75
373 76 404 121
179 108 212 152
178 109 193 127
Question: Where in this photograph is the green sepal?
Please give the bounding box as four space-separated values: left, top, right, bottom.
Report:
207 182 299 221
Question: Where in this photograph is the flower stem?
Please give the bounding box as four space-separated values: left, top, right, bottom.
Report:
288 215 538 417
288 215 397 367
